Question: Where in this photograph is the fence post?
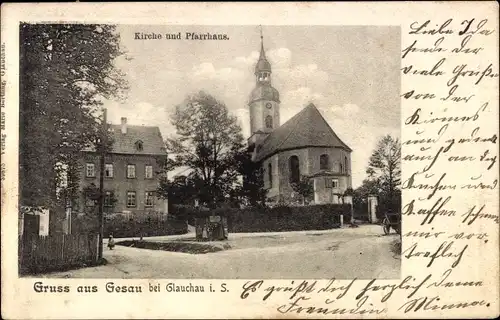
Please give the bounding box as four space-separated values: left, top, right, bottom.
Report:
61 234 65 262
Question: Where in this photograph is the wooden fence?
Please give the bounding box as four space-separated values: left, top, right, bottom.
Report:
18 233 99 275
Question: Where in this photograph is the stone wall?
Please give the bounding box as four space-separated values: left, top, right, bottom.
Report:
262 147 352 204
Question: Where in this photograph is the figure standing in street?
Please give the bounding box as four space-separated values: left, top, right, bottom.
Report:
108 235 115 250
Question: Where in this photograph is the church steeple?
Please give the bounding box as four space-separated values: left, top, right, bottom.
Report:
248 26 280 148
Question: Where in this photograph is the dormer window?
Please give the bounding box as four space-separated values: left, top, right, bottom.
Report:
135 140 143 151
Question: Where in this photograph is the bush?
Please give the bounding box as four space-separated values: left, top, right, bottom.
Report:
213 204 350 233
71 211 188 238
103 213 187 238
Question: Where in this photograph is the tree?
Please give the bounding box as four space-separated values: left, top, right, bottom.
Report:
157 174 199 207
352 178 381 211
365 134 402 212
19 24 128 233
233 145 267 207
167 91 244 208
367 135 401 196
291 176 314 205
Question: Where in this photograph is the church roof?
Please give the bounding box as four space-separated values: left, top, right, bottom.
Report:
254 103 352 162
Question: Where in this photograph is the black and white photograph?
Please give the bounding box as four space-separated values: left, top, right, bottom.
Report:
18 24 402 279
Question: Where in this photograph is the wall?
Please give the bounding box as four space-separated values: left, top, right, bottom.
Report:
276 148 309 203
249 99 280 134
77 153 166 214
262 154 280 201
313 175 351 204
269 147 352 204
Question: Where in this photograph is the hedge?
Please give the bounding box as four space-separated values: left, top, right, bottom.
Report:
171 204 351 233
103 213 188 238
72 212 188 238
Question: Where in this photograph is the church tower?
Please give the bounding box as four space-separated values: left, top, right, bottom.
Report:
248 28 280 150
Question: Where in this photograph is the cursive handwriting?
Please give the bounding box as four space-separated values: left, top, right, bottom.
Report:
402 241 468 268
402 172 456 200
240 280 317 301
402 197 456 225
277 295 387 316
405 102 488 126
409 19 454 35
426 269 483 288
447 63 498 86
399 295 489 313
462 205 499 225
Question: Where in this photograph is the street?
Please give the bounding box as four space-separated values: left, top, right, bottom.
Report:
44 225 400 279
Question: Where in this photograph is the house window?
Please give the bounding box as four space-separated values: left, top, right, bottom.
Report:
265 115 273 129
145 165 153 179
332 179 339 189
345 156 349 173
145 191 154 207
320 154 329 170
104 191 113 207
85 192 95 207
340 163 344 173
105 164 113 178
127 164 136 179
126 191 136 207
289 156 300 184
268 163 273 188
85 163 95 177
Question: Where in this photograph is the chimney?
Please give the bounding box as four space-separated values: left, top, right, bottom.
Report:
121 117 127 134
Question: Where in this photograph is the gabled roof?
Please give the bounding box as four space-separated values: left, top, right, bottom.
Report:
84 124 166 155
254 103 352 162
108 125 165 155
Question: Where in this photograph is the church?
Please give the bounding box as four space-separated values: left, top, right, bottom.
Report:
247 34 353 205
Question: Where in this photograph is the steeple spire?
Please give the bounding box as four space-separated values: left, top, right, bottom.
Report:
259 25 266 59
255 25 272 76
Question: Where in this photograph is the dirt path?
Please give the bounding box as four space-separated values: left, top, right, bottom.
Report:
44 225 401 279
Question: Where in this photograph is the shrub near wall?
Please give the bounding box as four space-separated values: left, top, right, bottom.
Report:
189 204 350 233
102 212 188 238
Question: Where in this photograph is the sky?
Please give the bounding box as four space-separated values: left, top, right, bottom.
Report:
103 25 401 188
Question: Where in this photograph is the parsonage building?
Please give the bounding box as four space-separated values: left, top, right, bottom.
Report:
77 117 168 216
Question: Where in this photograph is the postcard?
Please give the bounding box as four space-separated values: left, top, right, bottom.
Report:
1 2 498 319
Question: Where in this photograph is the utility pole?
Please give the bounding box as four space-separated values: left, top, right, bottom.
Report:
97 108 107 260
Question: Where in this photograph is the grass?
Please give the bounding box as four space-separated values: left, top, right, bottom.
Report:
116 240 230 254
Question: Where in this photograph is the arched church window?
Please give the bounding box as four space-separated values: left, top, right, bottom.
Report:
268 163 273 188
320 154 329 170
265 115 273 129
289 156 300 184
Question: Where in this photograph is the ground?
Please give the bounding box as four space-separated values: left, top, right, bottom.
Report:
43 225 400 279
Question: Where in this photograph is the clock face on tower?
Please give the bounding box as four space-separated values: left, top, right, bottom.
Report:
266 102 272 109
